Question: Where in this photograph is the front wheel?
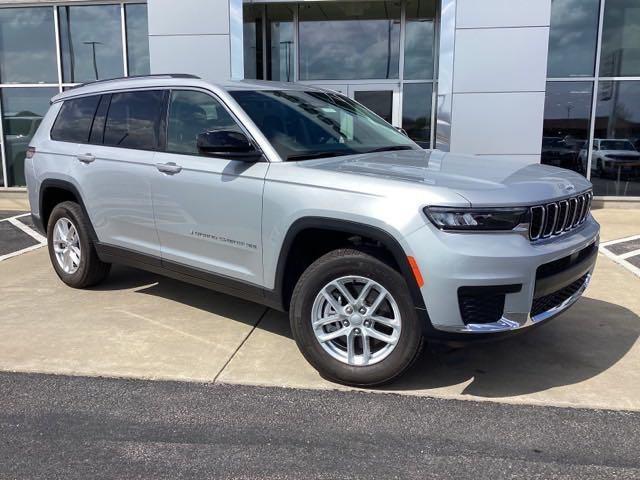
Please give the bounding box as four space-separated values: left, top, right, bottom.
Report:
290 249 424 387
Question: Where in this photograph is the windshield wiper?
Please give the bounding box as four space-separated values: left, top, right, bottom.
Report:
363 145 416 154
286 151 353 161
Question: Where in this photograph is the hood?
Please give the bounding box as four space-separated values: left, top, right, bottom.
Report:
301 149 592 206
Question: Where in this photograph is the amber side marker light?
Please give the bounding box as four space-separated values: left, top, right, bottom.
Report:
407 256 424 288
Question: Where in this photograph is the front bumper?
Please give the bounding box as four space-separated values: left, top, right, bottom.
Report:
405 215 600 336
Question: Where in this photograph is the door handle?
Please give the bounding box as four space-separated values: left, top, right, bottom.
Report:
156 162 183 175
77 153 95 164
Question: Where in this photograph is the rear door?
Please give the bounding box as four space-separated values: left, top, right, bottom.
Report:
74 89 165 257
151 88 267 285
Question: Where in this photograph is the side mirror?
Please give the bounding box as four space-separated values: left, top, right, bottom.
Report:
197 129 263 161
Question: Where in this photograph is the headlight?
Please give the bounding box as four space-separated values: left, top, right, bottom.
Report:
424 207 528 231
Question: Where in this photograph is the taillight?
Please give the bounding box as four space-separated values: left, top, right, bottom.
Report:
26 146 36 159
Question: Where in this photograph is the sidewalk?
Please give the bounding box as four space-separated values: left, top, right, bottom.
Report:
0 190 29 212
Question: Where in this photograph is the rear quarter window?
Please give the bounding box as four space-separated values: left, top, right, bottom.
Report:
50 95 101 143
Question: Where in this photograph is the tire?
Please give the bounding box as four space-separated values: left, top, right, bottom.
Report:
47 201 110 288
290 248 424 387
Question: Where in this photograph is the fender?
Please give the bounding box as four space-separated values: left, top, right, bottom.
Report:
38 178 99 242
272 217 427 311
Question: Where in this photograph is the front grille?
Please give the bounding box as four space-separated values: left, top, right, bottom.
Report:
529 191 592 241
530 273 589 318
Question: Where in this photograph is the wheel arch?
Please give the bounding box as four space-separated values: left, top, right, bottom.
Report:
272 217 426 312
39 179 98 242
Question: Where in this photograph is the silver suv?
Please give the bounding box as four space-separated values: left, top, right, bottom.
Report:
25 75 600 386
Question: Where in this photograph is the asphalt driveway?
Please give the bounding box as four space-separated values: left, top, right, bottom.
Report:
2 372 638 480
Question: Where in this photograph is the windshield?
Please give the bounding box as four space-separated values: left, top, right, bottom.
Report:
229 89 419 161
600 140 637 151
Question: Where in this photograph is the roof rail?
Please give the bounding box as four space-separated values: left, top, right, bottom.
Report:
73 73 201 89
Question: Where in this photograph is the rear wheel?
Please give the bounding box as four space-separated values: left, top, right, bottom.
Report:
47 201 110 288
290 249 424 386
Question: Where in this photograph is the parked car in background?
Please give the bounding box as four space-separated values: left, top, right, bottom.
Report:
25 75 599 386
541 136 584 173
579 138 640 178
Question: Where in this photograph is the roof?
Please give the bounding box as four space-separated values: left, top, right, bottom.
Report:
51 75 324 103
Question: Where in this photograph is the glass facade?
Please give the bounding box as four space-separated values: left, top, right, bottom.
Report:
125 4 151 77
404 0 436 80
299 2 401 80
546 0 640 197
59 5 124 83
242 0 436 149
0 2 149 187
402 83 433 148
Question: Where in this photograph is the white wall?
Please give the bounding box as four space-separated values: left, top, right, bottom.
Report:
147 0 240 81
449 0 551 164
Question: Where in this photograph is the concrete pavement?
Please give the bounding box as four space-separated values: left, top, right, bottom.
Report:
0 207 639 411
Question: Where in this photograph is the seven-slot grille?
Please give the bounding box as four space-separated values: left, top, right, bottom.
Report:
529 191 592 241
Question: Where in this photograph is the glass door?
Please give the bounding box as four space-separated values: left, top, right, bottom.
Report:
347 84 401 128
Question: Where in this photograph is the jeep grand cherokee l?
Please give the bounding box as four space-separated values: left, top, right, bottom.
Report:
25 75 599 386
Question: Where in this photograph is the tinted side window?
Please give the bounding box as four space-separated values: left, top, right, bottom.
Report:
167 90 240 155
103 90 164 150
51 95 101 143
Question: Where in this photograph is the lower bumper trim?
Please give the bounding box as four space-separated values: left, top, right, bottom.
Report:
437 272 592 334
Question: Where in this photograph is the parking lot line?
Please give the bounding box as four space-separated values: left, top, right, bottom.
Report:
620 249 640 260
0 212 46 262
599 235 640 279
7 215 46 243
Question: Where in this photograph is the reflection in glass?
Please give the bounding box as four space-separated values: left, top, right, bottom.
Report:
402 83 432 148
591 81 640 196
125 4 150 76
243 5 263 80
167 90 239 155
542 82 593 176
0 7 58 83
600 0 640 77
267 5 295 81
1 88 57 186
547 0 599 78
104 90 164 150
59 5 124 83
299 2 400 80
404 0 436 80
230 90 417 161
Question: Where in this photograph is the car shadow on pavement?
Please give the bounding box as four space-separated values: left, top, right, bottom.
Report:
96 266 638 397
93 265 289 337
390 297 640 398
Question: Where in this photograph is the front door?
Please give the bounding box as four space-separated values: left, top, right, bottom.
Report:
151 88 267 286
348 84 400 127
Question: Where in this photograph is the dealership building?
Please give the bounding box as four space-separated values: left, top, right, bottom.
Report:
0 0 639 199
